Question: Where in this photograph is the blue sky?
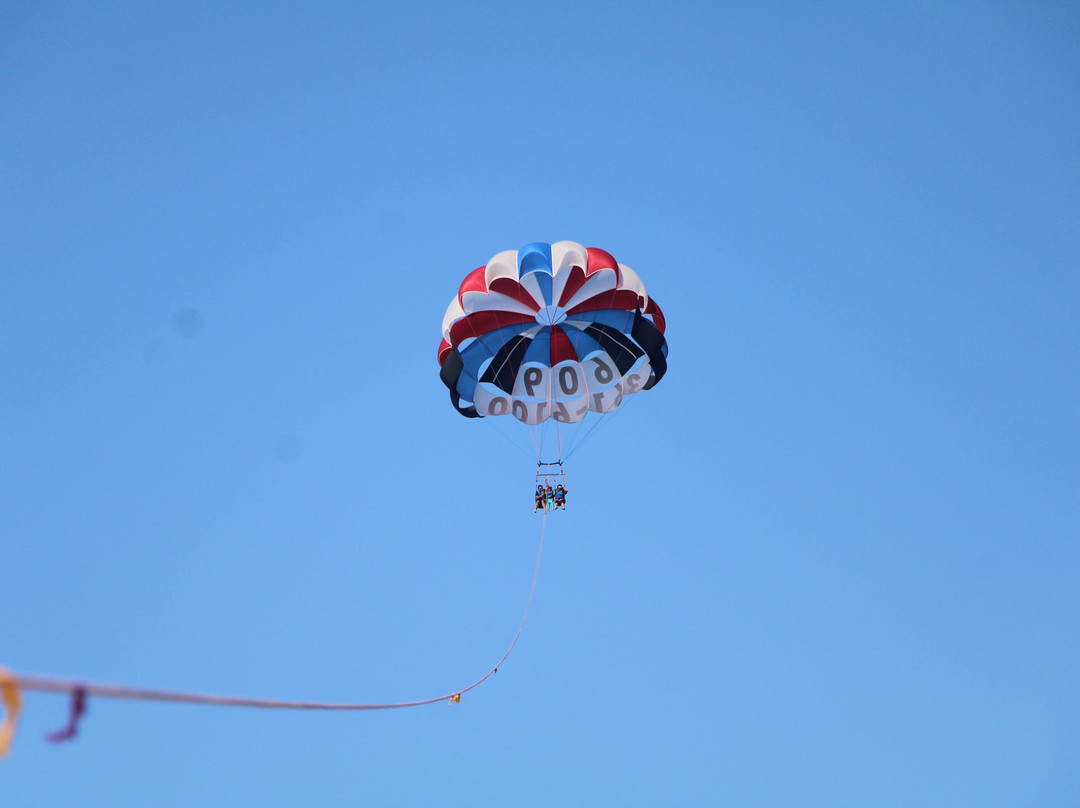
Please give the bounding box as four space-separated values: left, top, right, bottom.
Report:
2 2 1078 804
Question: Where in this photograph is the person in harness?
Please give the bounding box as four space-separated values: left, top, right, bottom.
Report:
534 484 547 513
545 484 555 511
553 483 568 510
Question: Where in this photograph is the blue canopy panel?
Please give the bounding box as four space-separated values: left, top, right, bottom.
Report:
564 308 636 333
517 242 553 306
458 322 536 367
523 328 552 367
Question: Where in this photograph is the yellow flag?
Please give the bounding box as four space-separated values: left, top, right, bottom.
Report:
0 667 22 757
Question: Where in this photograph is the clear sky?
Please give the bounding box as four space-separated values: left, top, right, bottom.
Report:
2 2 1078 805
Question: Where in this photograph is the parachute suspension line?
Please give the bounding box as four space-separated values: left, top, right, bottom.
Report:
562 393 641 463
481 411 536 461
5 517 548 720
563 412 613 462
531 420 561 468
526 422 543 463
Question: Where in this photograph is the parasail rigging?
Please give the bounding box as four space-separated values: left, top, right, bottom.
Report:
437 240 669 476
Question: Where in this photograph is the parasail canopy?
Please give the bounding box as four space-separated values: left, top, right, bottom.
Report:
438 241 668 425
